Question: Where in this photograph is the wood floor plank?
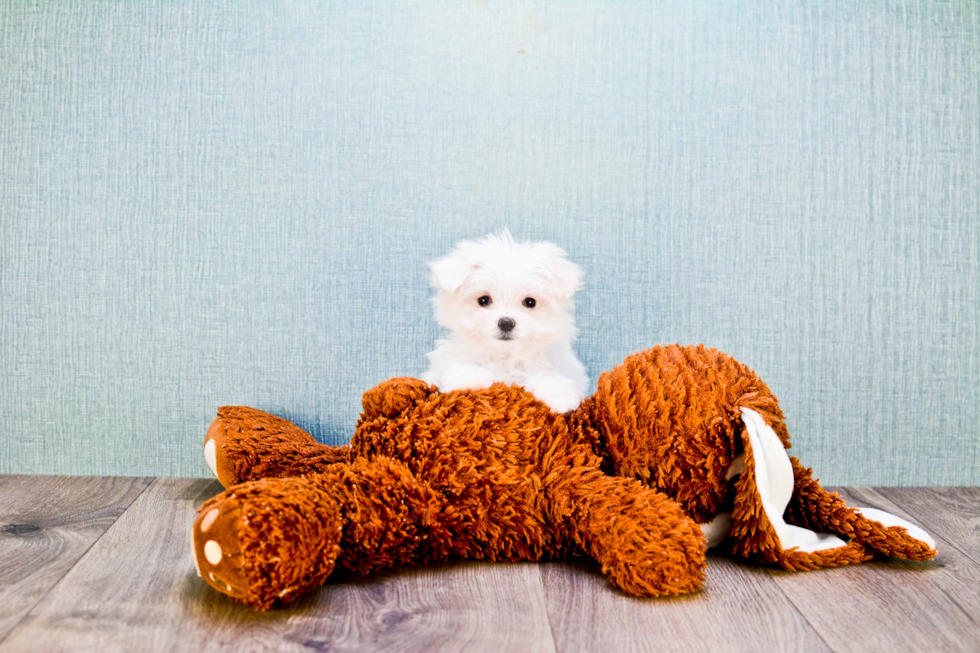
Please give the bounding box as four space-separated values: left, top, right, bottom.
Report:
761 487 980 653
540 553 831 653
278 561 556 653
0 478 221 653
0 478 556 653
0 475 152 643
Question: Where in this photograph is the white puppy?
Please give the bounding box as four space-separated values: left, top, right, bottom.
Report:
422 230 588 413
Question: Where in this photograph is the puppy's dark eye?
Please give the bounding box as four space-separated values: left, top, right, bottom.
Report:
478 295 492 307
523 297 536 308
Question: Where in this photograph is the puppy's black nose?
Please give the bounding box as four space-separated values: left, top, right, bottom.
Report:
498 317 515 332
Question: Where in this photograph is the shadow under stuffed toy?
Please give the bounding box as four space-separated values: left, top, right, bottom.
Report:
192 344 936 610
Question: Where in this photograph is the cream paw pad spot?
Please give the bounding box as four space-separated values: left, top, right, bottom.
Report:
203 418 240 488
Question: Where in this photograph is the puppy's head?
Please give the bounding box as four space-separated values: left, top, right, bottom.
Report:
428 230 584 354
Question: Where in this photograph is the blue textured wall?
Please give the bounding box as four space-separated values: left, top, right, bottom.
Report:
1 1 977 484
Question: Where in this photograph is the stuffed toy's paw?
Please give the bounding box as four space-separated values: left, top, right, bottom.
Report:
203 415 243 488
192 477 345 610
192 494 249 603
360 377 437 419
562 473 707 596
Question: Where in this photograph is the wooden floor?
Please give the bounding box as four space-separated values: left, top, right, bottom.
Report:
0 477 977 653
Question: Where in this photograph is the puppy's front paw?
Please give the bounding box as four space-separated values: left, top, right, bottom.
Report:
523 374 583 413
439 364 497 392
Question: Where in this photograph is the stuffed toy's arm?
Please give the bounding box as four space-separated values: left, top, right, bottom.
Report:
360 377 437 420
550 468 706 596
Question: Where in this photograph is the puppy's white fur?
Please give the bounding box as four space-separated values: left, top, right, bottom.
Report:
422 230 588 413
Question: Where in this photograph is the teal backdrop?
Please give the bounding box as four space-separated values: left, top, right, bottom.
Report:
1 1 978 485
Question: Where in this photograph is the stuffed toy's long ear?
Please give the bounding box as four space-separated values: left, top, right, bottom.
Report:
783 456 937 561
727 408 937 569
728 408 870 569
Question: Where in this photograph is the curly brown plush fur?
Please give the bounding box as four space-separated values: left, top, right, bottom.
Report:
192 344 936 610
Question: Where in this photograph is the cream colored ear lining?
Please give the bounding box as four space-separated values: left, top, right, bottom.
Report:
853 507 937 551
739 408 848 553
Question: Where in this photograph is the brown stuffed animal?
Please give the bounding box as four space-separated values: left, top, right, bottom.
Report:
192 344 936 610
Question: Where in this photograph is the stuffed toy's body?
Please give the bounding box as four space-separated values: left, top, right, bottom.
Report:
193 345 936 610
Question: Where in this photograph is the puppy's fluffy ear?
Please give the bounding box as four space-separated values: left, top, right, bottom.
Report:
538 244 585 299
429 242 480 293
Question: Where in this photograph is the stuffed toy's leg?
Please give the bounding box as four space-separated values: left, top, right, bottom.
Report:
204 406 349 488
205 379 435 488
193 456 440 610
555 470 707 596
726 408 936 569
